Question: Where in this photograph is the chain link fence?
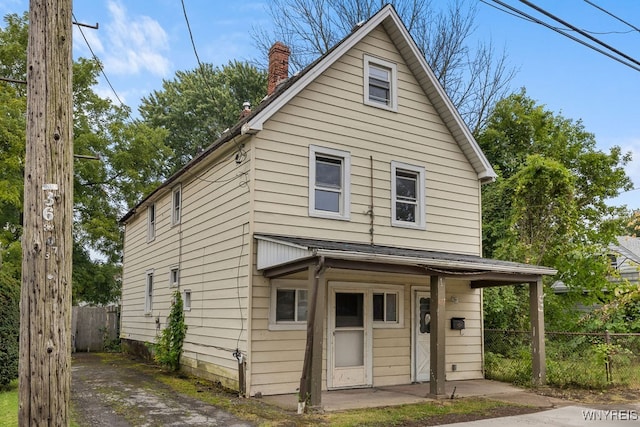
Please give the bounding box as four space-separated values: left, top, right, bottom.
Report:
484 329 640 388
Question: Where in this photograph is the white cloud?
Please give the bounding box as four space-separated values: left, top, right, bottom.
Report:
101 0 171 77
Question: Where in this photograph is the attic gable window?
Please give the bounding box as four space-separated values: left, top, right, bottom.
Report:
391 161 425 229
364 55 397 111
309 145 351 220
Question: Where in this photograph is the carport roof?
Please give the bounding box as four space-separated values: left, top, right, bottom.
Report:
255 234 557 284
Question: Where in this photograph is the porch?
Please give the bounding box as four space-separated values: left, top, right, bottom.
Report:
262 379 560 412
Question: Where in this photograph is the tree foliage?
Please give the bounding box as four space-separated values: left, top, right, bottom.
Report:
0 13 170 304
139 61 267 174
252 0 515 134
479 90 633 330
154 291 187 371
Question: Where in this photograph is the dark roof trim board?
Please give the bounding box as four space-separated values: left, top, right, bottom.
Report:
121 4 496 224
255 234 557 277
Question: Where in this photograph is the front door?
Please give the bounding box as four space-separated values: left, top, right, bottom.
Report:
414 291 431 382
329 290 369 388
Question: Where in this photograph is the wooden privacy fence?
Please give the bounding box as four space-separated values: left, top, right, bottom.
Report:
71 306 120 352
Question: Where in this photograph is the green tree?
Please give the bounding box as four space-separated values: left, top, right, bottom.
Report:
0 12 171 304
478 90 633 330
139 61 267 173
252 0 515 134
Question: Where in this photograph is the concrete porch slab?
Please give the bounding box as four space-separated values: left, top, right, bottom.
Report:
261 379 565 412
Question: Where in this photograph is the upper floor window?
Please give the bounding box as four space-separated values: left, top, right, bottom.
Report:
145 270 154 313
147 204 156 242
391 161 425 229
364 55 397 111
309 145 351 220
172 185 181 225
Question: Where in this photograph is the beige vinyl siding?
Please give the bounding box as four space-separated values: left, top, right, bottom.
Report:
249 269 484 395
372 285 411 386
443 280 483 380
252 26 481 255
121 146 251 387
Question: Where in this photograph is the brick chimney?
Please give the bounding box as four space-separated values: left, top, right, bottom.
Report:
267 42 290 95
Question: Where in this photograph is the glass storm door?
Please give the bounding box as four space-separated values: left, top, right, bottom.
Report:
330 291 368 388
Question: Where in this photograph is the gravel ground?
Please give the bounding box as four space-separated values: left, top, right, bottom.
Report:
71 353 253 427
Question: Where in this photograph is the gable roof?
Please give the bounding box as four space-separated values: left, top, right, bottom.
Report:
121 4 496 224
243 4 496 182
611 236 640 264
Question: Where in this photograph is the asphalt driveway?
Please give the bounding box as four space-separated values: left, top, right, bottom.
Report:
71 352 253 426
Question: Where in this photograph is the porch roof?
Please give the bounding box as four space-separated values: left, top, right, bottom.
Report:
255 234 556 285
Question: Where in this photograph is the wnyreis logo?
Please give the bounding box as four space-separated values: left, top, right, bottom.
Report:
582 409 638 421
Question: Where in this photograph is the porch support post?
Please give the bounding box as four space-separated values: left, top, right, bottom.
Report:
298 258 325 411
529 277 546 386
310 263 326 406
430 275 446 396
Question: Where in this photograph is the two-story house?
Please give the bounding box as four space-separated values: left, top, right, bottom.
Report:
119 5 555 406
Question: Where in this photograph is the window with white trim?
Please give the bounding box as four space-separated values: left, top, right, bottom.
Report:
147 204 156 242
391 161 425 229
171 185 181 225
309 145 351 220
270 281 309 330
373 292 398 323
145 270 154 313
183 289 191 311
169 267 179 288
364 55 397 111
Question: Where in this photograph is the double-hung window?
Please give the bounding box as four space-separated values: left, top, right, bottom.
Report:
309 145 351 220
364 55 397 111
147 204 156 242
145 270 154 313
391 161 425 229
270 281 309 330
171 185 181 225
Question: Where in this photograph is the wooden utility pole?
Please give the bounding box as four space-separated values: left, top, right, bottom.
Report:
20 0 73 425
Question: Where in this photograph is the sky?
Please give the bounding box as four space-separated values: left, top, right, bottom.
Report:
1 0 638 210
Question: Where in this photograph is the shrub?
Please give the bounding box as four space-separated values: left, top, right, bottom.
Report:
0 270 20 388
154 291 187 371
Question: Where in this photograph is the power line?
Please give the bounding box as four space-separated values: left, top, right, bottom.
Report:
480 0 634 35
72 13 126 108
583 0 640 34
484 0 640 73
519 0 640 69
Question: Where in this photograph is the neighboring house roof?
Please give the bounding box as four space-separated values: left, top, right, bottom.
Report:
255 234 557 277
121 4 495 224
610 236 640 265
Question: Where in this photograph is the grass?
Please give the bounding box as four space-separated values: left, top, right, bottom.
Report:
485 349 640 389
323 399 513 427
0 380 18 427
